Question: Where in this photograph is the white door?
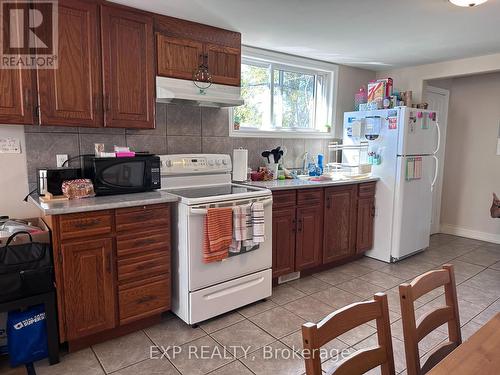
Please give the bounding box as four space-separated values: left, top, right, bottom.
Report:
424 86 450 234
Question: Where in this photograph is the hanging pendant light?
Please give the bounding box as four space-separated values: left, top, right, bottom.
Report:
449 0 488 7
193 54 212 95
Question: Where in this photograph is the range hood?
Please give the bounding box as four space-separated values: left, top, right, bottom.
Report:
156 76 244 107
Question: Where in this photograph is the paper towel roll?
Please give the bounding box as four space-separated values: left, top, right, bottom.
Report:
233 148 248 181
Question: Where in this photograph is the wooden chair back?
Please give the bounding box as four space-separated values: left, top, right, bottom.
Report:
399 264 462 375
302 292 395 375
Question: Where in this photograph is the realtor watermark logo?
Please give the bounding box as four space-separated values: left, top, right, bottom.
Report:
1 0 58 69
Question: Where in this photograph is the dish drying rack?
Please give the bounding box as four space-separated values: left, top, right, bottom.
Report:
326 142 372 178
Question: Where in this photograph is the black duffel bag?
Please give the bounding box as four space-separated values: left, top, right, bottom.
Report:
0 231 54 303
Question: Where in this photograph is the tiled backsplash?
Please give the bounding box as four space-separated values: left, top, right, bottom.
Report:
25 103 333 185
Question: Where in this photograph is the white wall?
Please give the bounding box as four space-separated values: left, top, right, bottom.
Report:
0 125 39 218
376 52 500 103
439 72 500 242
335 65 376 137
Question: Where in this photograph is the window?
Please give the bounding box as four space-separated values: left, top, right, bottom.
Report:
231 47 338 138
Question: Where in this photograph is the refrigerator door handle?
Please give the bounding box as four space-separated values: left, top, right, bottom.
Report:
431 155 439 191
433 121 441 155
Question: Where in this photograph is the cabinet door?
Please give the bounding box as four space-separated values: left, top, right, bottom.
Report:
323 185 358 263
37 0 102 127
272 207 296 278
356 196 375 253
62 238 116 340
206 43 241 86
0 67 34 124
295 204 323 271
101 5 155 128
157 34 203 80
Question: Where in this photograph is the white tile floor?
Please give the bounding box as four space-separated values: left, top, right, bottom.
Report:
3 234 500 375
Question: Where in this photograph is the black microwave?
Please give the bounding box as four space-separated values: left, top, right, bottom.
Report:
82 155 161 196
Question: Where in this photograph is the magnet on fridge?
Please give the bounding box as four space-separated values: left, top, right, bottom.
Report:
414 157 422 179
388 117 398 130
406 157 415 180
421 116 429 129
429 112 437 121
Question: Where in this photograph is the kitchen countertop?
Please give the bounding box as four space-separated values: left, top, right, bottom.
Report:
242 176 379 191
29 191 179 215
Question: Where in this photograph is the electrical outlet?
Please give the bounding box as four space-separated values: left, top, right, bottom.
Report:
56 154 68 168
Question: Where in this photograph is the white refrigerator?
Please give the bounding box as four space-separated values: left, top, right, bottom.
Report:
343 107 440 262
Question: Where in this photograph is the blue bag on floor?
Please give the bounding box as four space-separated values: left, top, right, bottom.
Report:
7 304 48 366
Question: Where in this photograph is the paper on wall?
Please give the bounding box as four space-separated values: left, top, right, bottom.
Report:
0 137 21 153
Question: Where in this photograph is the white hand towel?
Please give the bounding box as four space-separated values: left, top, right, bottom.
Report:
251 202 265 243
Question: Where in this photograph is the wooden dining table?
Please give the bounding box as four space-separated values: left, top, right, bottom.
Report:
428 312 500 374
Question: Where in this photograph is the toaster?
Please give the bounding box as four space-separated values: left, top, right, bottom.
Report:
37 168 81 196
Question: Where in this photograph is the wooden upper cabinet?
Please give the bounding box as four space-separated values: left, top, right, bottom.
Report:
157 34 203 80
101 5 155 129
323 185 358 264
155 14 241 87
37 0 102 127
0 68 34 125
206 43 240 86
62 237 115 340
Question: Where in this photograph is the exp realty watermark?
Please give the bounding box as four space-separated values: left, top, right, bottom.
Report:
150 345 354 362
1 0 58 69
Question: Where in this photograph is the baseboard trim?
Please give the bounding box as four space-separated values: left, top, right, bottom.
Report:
440 223 500 244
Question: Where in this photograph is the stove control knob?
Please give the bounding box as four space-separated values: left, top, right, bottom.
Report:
165 160 172 167
222 159 228 165
208 159 215 166
215 159 222 165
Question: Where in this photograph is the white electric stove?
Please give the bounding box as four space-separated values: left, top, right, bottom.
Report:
159 154 273 325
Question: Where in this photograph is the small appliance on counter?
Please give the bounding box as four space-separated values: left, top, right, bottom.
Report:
82 154 161 196
37 168 81 196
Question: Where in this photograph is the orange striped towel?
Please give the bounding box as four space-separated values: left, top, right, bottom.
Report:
203 207 233 263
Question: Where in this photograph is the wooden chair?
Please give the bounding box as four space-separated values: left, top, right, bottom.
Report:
399 264 462 375
302 293 395 375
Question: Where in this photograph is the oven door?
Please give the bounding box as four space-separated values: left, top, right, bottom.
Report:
187 196 272 291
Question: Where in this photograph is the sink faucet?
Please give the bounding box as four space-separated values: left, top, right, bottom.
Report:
301 152 309 174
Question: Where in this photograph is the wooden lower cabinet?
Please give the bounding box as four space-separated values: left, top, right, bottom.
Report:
62 238 115 340
323 185 358 264
272 207 296 278
271 182 376 278
356 196 375 253
48 203 171 347
295 204 323 271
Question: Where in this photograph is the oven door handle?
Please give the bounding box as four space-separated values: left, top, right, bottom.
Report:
189 198 273 215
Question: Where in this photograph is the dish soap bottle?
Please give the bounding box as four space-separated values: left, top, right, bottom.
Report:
317 154 324 175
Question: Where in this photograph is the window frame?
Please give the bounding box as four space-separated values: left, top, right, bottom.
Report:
229 46 339 139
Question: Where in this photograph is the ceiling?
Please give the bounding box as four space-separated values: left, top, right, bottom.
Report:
110 0 500 71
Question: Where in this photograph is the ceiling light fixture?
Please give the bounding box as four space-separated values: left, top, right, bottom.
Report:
449 0 488 7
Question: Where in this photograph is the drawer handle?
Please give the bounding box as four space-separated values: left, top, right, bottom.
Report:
136 262 154 271
73 218 100 229
137 295 156 304
135 238 157 247
132 213 151 222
